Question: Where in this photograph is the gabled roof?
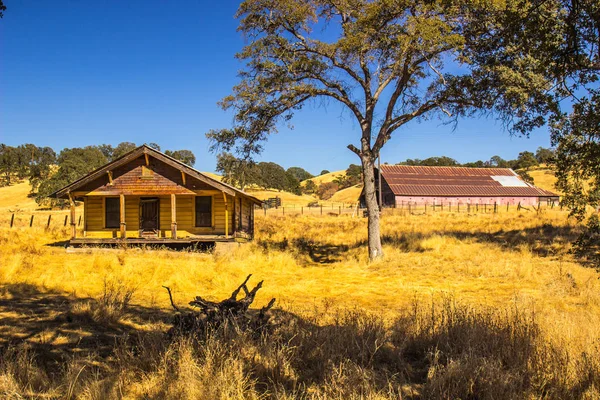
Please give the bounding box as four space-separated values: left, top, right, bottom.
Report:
380 165 558 197
50 145 262 204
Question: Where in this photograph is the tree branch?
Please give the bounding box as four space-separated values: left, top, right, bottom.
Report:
162 286 180 312
347 144 361 156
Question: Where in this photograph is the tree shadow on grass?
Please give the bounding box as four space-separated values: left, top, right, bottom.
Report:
0 283 598 398
0 282 172 364
257 224 582 265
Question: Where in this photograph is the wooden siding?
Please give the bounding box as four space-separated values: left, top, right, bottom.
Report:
76 156 214 195
84 193 236 238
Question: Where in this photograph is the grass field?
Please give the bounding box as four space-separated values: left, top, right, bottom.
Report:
301 169 346 186
529 168 560 194
1 204 599 398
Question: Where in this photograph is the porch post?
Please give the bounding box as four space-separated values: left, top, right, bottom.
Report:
223 192 229 238
120 194 126 239
171 194 177 239
68 192 76 239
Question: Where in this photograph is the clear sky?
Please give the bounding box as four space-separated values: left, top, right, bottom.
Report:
0 1 552 175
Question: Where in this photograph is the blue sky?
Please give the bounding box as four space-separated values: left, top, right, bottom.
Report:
0 1 552 175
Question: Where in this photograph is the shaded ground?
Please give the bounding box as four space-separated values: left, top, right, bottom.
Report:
258 224 582 264
0 283 172 364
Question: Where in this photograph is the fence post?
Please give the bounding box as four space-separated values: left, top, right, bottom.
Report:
47 215 52 228
321 205 323 215
507 203 509 212
64 215 68 226
339 206 341 215
30 215 34 227
425 203 427 214
264 206 267 216
458 203 460 212
78 215 82 226
301 206 303 215
283 207 285 216
494 202 497 213
10 213 15 228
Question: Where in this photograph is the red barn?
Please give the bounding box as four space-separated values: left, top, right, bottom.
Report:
362 165 559 208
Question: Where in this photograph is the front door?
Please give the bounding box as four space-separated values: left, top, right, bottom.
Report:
139 198 159 236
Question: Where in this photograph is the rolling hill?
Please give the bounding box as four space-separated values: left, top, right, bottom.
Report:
302 170 346 186
0 181 40 211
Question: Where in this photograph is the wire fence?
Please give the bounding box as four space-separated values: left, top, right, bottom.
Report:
2 200 565 229
256 200 562 217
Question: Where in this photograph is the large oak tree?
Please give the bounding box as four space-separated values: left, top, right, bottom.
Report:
207 0 555 260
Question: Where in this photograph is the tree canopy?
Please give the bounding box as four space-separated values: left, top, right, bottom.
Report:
36 146 108 207
207 0 556 260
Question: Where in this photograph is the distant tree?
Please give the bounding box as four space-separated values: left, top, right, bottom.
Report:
147 143 162 151
316 182 339 200
332 175 352 190
397 159 422 166
256 162 287 191
516 169 534 185
302 179 316 194
489 155 510 168
420 156 460 167
37 146 108 207
98 144 114 161
462 160 486 168
516 151 539 170
216 152 258 190
284 171 302 195
0 144 18 186
27 146 57 193
333 164 363 189
397 156 459 167
346 164 362 182
112 142 137 159
319 170 330 176
0 1 5 18
286 167 313 182
165 149 196 167
535 147 554 164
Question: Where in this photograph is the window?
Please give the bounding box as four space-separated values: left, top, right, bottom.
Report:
195 196 212 227
105 198 120 229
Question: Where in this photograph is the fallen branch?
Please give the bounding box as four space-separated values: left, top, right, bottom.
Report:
164 275 276 337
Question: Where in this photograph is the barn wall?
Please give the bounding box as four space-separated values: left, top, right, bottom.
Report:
394 196 542 207
83 193 235 238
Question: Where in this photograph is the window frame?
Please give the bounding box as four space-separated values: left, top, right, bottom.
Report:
104 197 121 229
195 196 213 228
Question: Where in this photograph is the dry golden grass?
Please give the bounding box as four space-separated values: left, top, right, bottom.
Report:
1 207 599 398
201 171 223 181
329 184 362 204
245 188 318 206
301 169 346 186
0 181 40 211
529 168 560 194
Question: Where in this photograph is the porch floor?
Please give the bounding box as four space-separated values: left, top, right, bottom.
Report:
69 235 239 246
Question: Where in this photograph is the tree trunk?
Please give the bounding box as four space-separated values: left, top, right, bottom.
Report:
361 155 383 260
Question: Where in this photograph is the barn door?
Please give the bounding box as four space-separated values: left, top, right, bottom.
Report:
139 198 160 236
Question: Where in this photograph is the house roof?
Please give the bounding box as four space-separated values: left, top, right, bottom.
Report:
380 165 559 197
50 145 262 204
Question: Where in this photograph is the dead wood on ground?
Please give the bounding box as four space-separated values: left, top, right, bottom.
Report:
163 274 276 337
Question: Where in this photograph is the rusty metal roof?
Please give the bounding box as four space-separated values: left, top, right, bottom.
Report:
380 165 558 197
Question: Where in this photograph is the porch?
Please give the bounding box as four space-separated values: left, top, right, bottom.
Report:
69 234 243 247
